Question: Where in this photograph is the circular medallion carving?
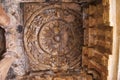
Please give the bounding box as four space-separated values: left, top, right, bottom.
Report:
38 20 75 56
24 3 83 71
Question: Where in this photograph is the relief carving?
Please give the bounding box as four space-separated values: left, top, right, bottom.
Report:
0 0 113 80
24 3 83 72
21 1 112 80
82 1 112 80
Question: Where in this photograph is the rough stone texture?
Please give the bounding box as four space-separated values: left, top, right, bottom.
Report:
82 0 112 80
1 0 28 79
0 5 10 27
20 0 94 3
0 0 112 80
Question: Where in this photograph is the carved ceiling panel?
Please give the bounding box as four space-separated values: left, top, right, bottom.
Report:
22 1 112 80
23 3 83 72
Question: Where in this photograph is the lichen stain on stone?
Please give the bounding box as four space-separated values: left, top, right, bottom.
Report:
16 25 23 33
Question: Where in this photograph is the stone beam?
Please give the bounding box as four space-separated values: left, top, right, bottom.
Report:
20 0 94 3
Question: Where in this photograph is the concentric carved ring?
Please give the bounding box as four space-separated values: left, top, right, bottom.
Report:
38 20 75 56
24 3 83 71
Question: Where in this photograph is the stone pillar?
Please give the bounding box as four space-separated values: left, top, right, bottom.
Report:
108 0 119 80
117 0 120 79
2 0 28 78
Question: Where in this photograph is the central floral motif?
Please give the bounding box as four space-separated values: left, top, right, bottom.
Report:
38 20 75 56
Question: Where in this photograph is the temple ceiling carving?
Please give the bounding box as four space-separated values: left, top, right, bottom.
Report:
24 2 83 72
0 0 112 80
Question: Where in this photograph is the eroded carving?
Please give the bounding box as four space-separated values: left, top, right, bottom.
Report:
24 3 83 72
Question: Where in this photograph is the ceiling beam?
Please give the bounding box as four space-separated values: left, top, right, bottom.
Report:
20 0 95 3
